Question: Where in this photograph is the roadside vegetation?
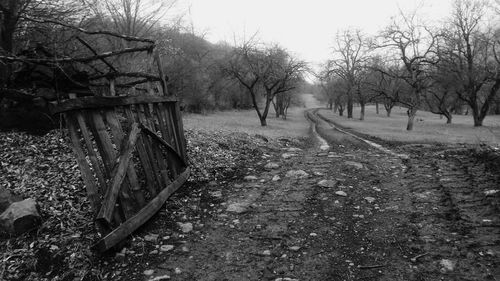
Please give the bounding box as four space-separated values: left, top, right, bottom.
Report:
318 105 500 145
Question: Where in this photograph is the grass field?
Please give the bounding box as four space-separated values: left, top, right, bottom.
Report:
183 93 322 140
318 105 500 146
183 106 310 139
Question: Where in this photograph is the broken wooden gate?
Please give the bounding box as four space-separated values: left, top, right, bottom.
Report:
51 93 190 252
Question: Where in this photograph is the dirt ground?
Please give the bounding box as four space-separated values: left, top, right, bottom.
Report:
95 108 500 281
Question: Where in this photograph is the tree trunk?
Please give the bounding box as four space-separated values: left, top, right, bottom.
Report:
333 102 338 113
406 107 418 131
359 102 365 121
375 102 379 114
445 113 452 124
339 107 344 116
259 116 267 126
347 95 353 118
386 107 392 117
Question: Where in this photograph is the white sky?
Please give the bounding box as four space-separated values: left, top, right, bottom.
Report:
179 0 453 68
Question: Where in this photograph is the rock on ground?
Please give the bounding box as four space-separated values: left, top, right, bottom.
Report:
264 162 280 169
226 202 249 214
345 161 364 169
177 222 193 233
285 170 309 179
0 198 41 235
317 179 336 188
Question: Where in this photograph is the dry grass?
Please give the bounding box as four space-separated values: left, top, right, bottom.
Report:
183 94 323 139
183 106 310 140
319 106 500 145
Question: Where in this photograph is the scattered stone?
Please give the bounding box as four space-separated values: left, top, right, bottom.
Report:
149 250 159 255
272 175 281 182
440 259 455 272
264 162 280 169
244 175 258 181
0 198 41 235
345 161 364 169
285 170 309 179
286 147 302 152
310 233 318 237
209 191 223 198
177 222 193 233
281 153 297 159
174 268 182 274
226 202 249 214
160 245 174 252
181 246 189 252
484 190 499 196
335 191 348 197
143 269 155 276
144 234 159 242
372 187 381 192
364 197 376 203
275 278 299 281
262 250 272 256
289 246 301 252
317 179 336 188
149 275 171 281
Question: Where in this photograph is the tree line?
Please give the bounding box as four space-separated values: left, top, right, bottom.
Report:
0 0 306 131
316 0 500 130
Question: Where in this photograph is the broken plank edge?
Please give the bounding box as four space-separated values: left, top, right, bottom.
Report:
92 167 190 252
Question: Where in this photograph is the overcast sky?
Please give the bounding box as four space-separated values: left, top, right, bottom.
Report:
179 0 453 68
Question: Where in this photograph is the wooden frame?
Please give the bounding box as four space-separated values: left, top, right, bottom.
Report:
51 95 190 252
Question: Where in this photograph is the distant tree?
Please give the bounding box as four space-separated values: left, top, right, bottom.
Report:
329 29 370 119
439 0 500 126
377 9 440 130
224 42 305 126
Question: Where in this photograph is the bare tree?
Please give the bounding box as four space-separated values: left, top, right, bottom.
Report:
440 0 499 126
224 42 305 126
378 9 440 130
329 29 369 119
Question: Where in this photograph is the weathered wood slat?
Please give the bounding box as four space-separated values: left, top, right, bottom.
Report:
172 102 188 161
142 104 171 185
74 112 107 194
153 104 178 177
93 168 190 252
66 114 100 211
104 110 145 208
88 112 134 221
135 105 163 195
97 122 141 224
124 107 157 196
51 96 177 114
161 103 184 174
141 125 186 167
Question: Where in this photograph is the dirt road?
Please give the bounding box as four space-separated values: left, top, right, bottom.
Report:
105 107 499 281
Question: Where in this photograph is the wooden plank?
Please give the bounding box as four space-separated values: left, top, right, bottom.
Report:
96 123 141 224
172 102 188 162
74 112 107 194
93 168 190 252
135 105 164 195
88 111 133 221
160 103 184 174
154 50 169 96
104 109 145 207
124 107 157 196
142 104 171 185
50 96 177 114
153 104 178 177
141 125 186 167
66 113 101 212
